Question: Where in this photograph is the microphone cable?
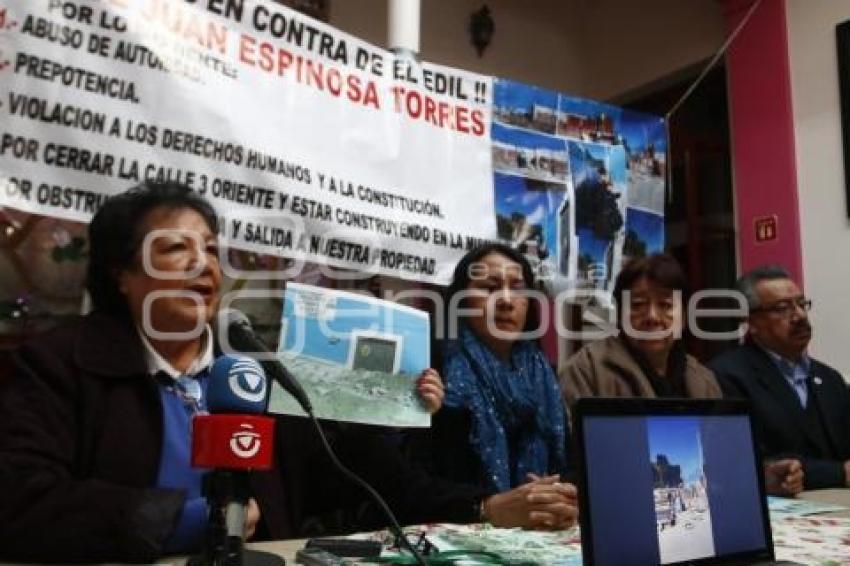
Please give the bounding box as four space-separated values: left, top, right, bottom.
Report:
303 408 428 566
218 309 427 564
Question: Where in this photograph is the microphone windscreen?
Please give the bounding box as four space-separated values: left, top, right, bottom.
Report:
207 355 268 414
215 307 315 415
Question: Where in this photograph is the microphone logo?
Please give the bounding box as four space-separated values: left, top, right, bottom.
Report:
228 359 267 403
229 423 261 459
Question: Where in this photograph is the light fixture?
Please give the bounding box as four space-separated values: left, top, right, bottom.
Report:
470 5 494 58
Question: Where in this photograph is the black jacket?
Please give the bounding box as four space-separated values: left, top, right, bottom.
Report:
0 311 292 563
710 342 850 489
0 312 488 563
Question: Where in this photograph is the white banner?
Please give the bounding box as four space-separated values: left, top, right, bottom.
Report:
0 0 495 284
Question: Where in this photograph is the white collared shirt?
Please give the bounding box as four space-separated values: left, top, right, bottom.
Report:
137 325 215 380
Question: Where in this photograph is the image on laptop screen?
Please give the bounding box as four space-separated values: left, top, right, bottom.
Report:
576 401 772 566
649 417 715 563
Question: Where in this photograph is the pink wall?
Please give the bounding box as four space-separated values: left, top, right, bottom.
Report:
722 0 803 283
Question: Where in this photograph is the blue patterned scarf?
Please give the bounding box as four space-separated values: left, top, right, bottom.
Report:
442 325 567 491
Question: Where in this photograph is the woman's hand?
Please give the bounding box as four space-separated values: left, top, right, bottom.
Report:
244 498 261 540
417 368 445 414
481 475 579 530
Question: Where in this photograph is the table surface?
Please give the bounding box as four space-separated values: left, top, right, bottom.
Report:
796 487 850 516
7 489 850 565
163 539 306 565
166 490 850 565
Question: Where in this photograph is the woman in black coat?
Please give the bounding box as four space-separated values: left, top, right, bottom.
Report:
0 183 579 563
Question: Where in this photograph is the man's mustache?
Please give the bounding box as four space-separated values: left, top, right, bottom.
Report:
791 320 812 334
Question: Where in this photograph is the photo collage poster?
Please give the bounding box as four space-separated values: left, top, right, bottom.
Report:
491 79 666 293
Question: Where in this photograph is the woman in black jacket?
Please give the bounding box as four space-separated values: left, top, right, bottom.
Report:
0 183 578 563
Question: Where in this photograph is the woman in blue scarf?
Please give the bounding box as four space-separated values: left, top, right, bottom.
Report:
430 244 569 493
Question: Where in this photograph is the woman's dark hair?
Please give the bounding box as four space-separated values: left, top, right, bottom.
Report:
86 181 218 318
612 253 687 324
442 243 541 337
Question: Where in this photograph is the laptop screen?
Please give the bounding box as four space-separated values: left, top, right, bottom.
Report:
575 399 773 565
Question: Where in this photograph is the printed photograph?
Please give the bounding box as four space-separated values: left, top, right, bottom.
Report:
493 172 571 280
493 79 559 134
492 123 570 184
557 95 622 145
621 109 667 215
569 141 627 290
557 195 576 279
269 283 431 427
623 207 665 263
648 417 715 565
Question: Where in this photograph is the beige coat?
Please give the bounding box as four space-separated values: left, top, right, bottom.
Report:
559 336 722 409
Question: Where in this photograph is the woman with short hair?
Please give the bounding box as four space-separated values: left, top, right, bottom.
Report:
0 182 276 562
560 253 721 406
0 188 584 562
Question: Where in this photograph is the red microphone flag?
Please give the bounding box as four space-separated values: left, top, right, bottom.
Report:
191 414 275 470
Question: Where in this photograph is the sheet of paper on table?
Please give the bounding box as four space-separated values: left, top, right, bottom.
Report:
772 515 850 565
400 523 583 565
362 503 850 566
768 496 847 517
765 497 850 565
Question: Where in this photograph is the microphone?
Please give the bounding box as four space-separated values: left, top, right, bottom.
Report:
206 355 270 415
189 355 282 566
217 308 313 415
192 355 274 471
215 310 425 566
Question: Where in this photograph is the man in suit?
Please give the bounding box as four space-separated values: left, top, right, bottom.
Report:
710 265 850 492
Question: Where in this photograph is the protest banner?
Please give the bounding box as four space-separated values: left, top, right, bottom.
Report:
0 1 665 290
0 0 494 284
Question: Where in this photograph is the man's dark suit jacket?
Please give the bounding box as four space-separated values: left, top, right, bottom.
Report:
710 342 850 489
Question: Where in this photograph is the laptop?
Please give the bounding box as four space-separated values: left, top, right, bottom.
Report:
572 398 798 565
